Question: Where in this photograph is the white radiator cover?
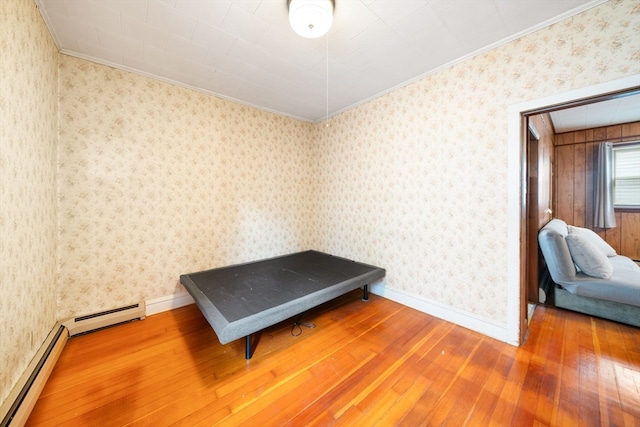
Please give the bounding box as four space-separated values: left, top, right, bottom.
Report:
62 302 146 336
0 324 68 427
1 302 146 425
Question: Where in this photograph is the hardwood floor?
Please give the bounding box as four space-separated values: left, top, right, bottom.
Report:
27 291 640 426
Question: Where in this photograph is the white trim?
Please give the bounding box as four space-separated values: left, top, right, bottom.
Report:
146 293 195 316
506 74 640 345
506 107 525 346
369 282 508 343
34 0 606 124
57 49 315 124
145 283 509 342
327 1 607 121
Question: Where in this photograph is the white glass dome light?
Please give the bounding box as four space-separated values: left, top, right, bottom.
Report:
288 0 334 39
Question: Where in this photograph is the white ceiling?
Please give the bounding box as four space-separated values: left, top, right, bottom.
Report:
550 92 640 133
36 0 611 123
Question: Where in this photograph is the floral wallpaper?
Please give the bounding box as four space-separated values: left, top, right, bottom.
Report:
57 56 317 318
314 0 640 324
2 0 639 410
1 0 58 406
52 0 640 325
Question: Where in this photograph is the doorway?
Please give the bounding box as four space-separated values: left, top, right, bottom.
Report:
526 126 540 306
506 74 640 345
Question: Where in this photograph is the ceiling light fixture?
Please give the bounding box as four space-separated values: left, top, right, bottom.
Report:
288 0 334 39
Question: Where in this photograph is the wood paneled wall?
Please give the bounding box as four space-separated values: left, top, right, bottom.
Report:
554 121 640 260
530 114 555 229
528 113 555 303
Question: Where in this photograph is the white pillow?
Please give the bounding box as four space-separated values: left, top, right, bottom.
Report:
565 233 614 279
567 225 617 257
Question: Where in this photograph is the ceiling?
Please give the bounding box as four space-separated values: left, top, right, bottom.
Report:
35 0 625 124
549 92 640 133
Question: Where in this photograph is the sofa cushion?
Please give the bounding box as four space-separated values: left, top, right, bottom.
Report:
567 225 617 257
538 219 577 284
565 233 614 279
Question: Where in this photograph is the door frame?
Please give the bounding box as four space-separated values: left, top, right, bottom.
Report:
505 74 640 345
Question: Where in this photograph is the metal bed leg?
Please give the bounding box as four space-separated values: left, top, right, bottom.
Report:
245 335 252 360
363 285 369 301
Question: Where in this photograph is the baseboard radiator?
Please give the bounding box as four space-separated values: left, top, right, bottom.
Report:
0 324 68 427
63 302 146 336
0 302 145 426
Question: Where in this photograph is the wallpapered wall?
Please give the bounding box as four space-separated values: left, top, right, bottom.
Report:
315 0 639 324
2 0 639 409
57 56 318 319
1 0 59 406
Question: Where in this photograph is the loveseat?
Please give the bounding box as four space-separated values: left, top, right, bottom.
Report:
538 219 640 327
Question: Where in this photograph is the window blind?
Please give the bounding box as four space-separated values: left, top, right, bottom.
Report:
613 143 640 207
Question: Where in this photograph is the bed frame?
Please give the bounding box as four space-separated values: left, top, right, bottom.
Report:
180 250 386 359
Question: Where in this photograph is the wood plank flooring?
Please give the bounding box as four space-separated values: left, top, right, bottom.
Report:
27 291 640 426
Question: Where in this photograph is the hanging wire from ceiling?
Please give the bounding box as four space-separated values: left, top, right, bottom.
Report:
325 30 329 127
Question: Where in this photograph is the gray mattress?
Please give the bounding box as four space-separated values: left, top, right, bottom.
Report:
180 250 386 344
557 256 640 306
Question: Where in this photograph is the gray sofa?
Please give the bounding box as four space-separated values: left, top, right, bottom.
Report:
538 219 640 327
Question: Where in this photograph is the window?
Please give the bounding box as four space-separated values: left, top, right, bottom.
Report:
613 142 640 208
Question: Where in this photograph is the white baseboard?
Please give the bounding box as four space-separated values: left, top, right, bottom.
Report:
146 284 510 344
146 293 194 316
369 282 510 344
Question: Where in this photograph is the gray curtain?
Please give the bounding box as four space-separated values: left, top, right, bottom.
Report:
594 142 616 228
